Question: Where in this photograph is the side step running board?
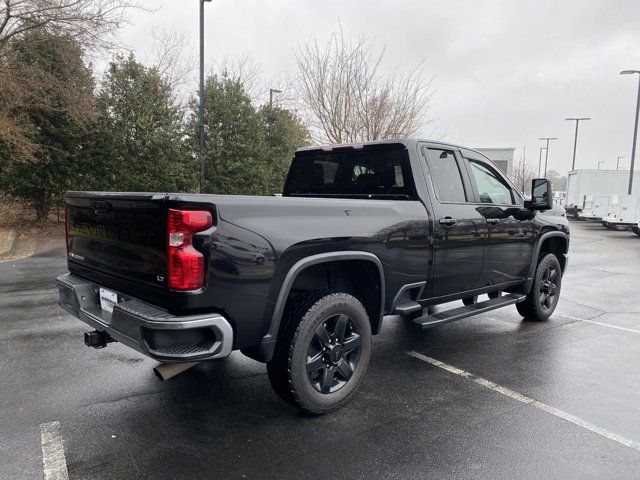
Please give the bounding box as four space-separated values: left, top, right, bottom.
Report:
393 300 422 315
413 293 526 329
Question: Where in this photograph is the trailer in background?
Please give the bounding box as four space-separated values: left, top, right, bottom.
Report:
603 194 640 229
578 194 611 221
566 169 640 217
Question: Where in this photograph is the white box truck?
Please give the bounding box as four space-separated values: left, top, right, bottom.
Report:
566 169 640 218
578 194 611 221
603 194 640 229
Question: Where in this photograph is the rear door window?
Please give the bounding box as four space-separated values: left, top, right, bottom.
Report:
423 149 467 203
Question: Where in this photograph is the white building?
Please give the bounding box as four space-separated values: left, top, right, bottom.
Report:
474 148 515 177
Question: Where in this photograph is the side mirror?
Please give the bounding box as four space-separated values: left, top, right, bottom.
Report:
525 178 553 210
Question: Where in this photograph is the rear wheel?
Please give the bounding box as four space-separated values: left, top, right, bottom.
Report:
632 226 640 237
267 290 372 414
516 253 562 321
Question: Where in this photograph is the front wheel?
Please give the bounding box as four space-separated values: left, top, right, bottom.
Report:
267 291 372 414
516 253 562 321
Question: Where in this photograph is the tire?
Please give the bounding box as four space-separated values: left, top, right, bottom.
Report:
516 253 562 321
488 291 501 300
632 226 640 237
267 290 372 414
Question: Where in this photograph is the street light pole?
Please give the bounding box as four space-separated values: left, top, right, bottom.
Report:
538 147 546 177
565 117 590 171
620 70 640 194
269 88 282 107
617 156 625 170
539 137 557 177
199 0 212 193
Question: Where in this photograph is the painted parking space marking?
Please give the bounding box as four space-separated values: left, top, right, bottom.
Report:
559 314 640 334
40 421 69 480
408 351 640 453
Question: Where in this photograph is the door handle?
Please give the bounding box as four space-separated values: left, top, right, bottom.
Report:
438 217 457 226
486 218 499 224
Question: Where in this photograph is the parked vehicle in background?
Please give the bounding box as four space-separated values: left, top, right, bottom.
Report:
566 169 640 218
603 194 640 230
553 191 567 206
578 194 610 221
56 139 569 414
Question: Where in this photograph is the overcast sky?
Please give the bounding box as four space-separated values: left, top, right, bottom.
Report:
105 0 640 176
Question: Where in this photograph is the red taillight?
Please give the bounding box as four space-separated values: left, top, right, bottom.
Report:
167 209 214 291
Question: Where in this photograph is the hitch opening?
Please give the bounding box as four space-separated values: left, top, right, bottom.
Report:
84 330 115 349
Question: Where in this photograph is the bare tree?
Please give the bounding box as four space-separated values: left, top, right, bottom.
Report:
295 26 434 144
511 160 537 195
212 53 263 101
0 0 142 161
150 26 195 92
0 0 142 52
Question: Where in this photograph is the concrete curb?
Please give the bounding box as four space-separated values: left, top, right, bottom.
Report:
0 229 17 256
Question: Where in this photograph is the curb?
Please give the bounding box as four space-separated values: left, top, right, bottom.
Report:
0 229 17 256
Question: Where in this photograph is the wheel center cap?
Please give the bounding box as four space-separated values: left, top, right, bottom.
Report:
327 344 344 364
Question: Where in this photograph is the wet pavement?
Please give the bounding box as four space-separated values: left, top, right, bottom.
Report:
1 221 639 479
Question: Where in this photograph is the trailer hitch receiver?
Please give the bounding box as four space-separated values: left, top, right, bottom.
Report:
84 330 115 349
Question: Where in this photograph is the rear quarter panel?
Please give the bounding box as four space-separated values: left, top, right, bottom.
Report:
171 194 431 349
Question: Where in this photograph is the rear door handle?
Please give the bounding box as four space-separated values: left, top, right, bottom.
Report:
438 217 456 226
486 218 499 224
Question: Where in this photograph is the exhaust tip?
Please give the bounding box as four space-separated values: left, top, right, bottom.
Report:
153 361 200 381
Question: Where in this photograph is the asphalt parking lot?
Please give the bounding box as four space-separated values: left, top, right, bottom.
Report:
2 220 640 479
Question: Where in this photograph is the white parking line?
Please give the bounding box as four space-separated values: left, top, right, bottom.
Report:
408 351 640 453
559 314 640 334
40 421 69 480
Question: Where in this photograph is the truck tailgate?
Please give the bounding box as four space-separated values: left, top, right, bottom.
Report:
65 193 167 288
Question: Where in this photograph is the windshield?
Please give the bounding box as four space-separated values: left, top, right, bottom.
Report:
283 145 416 199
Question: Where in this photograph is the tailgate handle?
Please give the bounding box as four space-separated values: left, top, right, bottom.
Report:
92 201 112 214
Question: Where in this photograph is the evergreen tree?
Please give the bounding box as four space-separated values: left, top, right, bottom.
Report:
188 73 310 195
93 53 196 193
0 28 96 221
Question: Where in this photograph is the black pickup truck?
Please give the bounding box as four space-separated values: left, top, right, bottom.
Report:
57 139 569 413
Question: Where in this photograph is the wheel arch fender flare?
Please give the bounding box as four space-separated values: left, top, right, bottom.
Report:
261 251 385 349
523 231 568 293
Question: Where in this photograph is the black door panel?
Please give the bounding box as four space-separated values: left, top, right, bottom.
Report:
421 146 487 298
463 156 536 286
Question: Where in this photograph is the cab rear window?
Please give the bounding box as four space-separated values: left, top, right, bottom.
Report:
283 146 416 200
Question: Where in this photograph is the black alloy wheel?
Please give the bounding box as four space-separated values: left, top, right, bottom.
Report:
267 291 372 414
516 253 562 321
306 314 361 394
538 265 558 310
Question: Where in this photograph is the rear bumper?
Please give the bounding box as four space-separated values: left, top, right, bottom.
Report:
56 273 233 362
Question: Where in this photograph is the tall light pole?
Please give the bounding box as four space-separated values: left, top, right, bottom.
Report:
269 88 282 107
199 0 213 193
565 117 590 171
538 147 546 177
620 70 640 194
539 137 557 177
617 156 625 170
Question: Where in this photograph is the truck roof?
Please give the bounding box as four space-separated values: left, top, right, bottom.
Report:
295 138 490 160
